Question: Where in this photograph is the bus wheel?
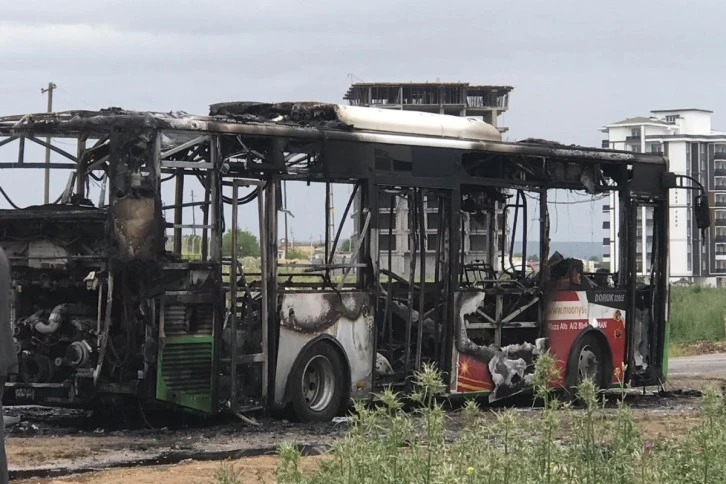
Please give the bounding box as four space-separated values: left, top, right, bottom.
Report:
290 343 347 422
566 332 607 391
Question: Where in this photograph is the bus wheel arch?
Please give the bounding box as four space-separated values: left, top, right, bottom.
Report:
284 335 351 422
564 329 613 391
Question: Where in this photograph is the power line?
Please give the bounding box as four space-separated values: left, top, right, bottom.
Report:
523 192 608 205
55 86 95 110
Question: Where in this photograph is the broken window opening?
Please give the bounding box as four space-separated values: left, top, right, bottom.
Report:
274 180 363 291
375 187 450 378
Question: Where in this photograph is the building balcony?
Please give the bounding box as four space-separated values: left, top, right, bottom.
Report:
715 235 726 243
714 152 726 161
714 169 726 177
626 135 641 142
716 218 726 227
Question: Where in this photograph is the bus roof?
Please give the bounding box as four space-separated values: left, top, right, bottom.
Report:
0 103 666 167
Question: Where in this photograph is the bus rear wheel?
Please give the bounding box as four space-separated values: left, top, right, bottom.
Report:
290 343 347 422
566 332 607 391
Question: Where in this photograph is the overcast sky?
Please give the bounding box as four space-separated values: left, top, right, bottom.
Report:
1 0 722 245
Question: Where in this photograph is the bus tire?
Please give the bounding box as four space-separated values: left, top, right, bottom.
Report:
565 332 607 392
289 342 347 422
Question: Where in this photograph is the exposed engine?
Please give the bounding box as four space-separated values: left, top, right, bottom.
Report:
14 302 98 383
0 205 107 389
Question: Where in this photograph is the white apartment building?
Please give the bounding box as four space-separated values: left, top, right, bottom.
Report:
601 109 726 286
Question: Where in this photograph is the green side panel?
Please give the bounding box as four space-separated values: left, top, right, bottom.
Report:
156 334 214 413
661 319 670 381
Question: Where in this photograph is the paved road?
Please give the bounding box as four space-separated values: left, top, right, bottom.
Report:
669 353 726 379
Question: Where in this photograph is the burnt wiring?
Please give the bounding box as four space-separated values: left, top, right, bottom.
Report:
523 192 608 205
1 184 64 209
0 185 22 209
194 171 262 205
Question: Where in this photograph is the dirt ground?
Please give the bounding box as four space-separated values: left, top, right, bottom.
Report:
7 395 707 484
12 455 326 484
670 340 726 357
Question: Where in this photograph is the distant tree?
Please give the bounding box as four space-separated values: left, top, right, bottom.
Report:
588 255 602 262
339 238 352 252
527 254 540 262
222 229 260 258
286 247 307 260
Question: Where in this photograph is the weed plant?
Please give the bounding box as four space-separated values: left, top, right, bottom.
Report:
273 352 726 484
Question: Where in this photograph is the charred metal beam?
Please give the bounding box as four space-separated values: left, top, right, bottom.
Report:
415 190 426 371
324 182 331 270
173 169 184 254
17 136 24 164
433 193 446 366
201 187 210 261
76 134 87 201
335 211 370 291
262 181 276 403
404 189 417 374
0 135 17 148
160 135 209 159
328 182 359 264
162 201 209 210
27 136 78 161
384 192 395 364
86 155 109 172
230 180 240 409
0 162 76 169
161 161 213 169
209 137 222 264
166 224 214 230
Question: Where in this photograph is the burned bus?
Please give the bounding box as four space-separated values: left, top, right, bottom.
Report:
0 103 709 420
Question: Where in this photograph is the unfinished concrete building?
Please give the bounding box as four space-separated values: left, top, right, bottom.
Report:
345 82 513 277
343 82 512 132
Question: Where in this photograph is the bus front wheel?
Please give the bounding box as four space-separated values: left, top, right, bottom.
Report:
289 342 347 422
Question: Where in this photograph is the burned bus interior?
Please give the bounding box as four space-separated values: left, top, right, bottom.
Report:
0 103 709 418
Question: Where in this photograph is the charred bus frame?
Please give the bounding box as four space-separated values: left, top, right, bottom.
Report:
0 103 709 420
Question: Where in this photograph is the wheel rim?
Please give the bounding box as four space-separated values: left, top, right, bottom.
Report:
578 345 600 382
301 355 336 412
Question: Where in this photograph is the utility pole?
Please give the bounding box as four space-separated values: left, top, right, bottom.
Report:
41 82 57 204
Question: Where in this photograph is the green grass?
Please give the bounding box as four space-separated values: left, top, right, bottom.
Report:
210 462 242 484
669 286 726 343
272 355 726 484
